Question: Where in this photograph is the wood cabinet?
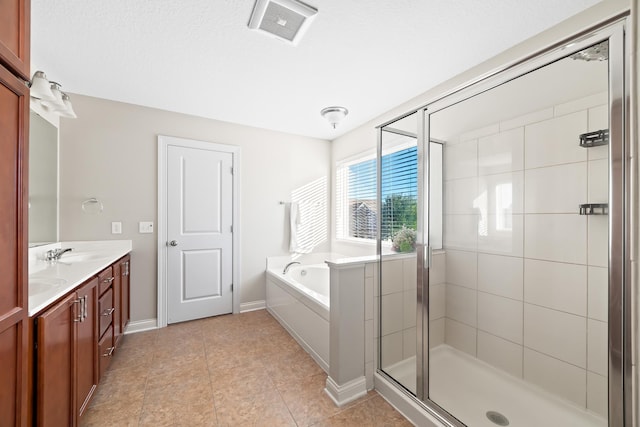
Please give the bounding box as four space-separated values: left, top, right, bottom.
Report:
76 277 98 418
35 278 98 427
0 0 30 80
0 1 30 424
34 256 130 426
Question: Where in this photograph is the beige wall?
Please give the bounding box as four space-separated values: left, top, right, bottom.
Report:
59 95 331 322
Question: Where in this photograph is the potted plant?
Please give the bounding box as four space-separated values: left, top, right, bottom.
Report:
391 226 417 253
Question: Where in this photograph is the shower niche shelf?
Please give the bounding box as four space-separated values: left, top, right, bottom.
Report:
579 203 608 215
579 129 609 148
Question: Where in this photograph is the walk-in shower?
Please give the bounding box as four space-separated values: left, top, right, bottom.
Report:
376 20 631 427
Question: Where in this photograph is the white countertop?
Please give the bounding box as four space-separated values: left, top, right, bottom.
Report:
29 240 132 316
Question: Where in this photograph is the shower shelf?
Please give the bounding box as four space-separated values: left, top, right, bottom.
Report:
579 203 609 215
579 129 609 148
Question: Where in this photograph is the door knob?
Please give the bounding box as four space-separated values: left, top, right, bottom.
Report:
169 240 178 246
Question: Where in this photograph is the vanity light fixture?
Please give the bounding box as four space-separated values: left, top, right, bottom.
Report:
320 106 348 129
29 71 56 101
28 71 77 119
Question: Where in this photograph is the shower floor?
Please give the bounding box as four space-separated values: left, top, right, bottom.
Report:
384 345 606 427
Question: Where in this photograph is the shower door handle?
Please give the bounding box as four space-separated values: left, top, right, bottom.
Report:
423 246 432 269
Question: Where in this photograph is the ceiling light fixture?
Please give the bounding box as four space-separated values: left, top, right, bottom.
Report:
320 106 348 129
28 71 77 119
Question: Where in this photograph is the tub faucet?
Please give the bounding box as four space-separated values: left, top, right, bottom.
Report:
282 261 301 275
45 247 73 261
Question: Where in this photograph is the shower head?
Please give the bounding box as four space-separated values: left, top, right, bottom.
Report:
571 41 608 62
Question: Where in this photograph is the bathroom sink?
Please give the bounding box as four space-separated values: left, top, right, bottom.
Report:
29 278 67 295
58 252 109 263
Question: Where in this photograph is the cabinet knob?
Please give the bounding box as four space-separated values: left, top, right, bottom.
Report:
102 307 115 316
103 277 114 284
169 240 178 247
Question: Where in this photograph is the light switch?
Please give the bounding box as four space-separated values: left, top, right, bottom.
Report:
111 221 122 234
139 221 154 233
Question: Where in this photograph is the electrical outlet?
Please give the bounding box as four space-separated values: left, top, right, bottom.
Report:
139 221 154 233
111 221 122 234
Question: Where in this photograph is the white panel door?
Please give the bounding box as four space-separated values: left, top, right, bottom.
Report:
167 145 233 323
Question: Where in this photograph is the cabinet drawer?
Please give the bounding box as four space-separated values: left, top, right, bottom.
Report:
98 326 114 380
98 288 113 338
98 266 114 295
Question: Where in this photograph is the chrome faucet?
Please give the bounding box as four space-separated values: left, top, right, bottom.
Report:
45 247 73 261
282 261 301 275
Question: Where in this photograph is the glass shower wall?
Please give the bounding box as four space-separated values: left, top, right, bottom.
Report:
427 43 610 426
379 112 420 394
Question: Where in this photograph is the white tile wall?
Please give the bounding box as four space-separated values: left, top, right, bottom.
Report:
524 348 587 406
459 124 500 143
381 259 404 294
587 371 608 416
403 290 416 329
588 159 608 204
588 266 608 322
445 249 477 289
524 304 586 368
444 215 479 251
587 216 608 267
381 331 404 369
524 214 587 264
430 283 446 320
587 103 608 161
499 108 553 133
524 162 587 214
554 92 607 117
445 139 478 180
381 292 404 335
430 318 445 348
524 259 587 316
477 331 523 378
478 292 523 344
524 111 588 169
478 171 524 214
446 284 477 327
477 253 523 300
445 318 477 356
477 214 524 257
478 127 525 175
430 252 446 285
403 257 417 291
587 319 607 376
445 177 479 214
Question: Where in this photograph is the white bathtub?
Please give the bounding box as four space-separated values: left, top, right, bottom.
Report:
266 263 330 372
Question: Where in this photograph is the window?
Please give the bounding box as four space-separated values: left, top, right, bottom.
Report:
336 141 417 243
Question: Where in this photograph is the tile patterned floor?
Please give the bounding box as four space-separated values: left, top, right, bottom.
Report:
81 309 412 426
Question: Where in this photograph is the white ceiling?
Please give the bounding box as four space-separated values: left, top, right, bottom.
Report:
31 0 600 140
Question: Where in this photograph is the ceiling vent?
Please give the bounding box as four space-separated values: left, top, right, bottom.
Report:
248 0 317 45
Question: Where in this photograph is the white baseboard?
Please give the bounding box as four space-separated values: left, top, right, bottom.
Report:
325 376 367 407
124 318 158 334
240 300 266 313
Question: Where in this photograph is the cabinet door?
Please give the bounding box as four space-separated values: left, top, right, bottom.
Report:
36 293 78 427
0 0 30 79
0 63 29 426
76 277 98 419
113 262 122 348
121 256 130 332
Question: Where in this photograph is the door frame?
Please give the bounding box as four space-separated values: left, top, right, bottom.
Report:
157 135 242 327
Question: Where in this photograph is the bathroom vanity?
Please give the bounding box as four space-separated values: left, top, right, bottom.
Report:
29 240 132 426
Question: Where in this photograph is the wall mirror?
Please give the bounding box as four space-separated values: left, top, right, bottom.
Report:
29 110 58 246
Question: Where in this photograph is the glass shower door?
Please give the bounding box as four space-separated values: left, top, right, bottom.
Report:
425 40 614 427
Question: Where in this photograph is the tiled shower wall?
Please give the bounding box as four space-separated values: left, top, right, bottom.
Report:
442 92 609 415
